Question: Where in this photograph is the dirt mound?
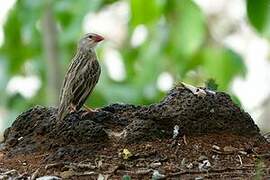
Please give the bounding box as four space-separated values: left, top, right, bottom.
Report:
0 84 269 179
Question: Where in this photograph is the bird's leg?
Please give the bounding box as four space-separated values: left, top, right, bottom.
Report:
83 104 98 112
81 105 98 119
70 103 76 112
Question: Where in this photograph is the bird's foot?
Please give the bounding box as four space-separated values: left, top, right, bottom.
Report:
70 103 77 112
83 105 99 113
81 105 99 119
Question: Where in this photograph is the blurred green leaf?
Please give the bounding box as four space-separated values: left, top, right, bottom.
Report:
230 93 242 108
0 59 8 90
1 0 42 75
205 78 218 90
99 82 141 104
167 0 206 61
130 0 164 26
200 47 246 90
1 5 25 74
122 175 131 180
247 0 270 38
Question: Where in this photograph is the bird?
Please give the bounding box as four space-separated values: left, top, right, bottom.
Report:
57 33 104 122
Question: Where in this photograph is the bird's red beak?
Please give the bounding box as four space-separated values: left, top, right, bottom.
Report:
93 34 104 42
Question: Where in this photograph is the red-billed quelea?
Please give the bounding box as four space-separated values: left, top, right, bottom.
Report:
58 33 104 122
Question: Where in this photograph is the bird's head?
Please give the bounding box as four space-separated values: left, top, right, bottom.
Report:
78 33 104 52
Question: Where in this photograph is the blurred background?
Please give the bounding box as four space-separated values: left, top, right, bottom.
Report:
0 0 270 139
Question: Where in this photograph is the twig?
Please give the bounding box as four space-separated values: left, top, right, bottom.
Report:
75 171 96 176
237 155 243 166
168 166 255 177
45 162 67 170
183 135 188 145
255 153 270 158
66 162 96 170
30 168 40 180
262 131 270 136
211 149 234 155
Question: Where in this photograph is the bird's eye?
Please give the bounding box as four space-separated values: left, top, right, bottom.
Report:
88 35 93 39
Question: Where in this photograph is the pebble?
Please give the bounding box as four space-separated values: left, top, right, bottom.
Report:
212 145 220 150
238 150 247 155
186 162 193 169
152 170 165 179
98 174 109 180
198 160 211 171
60 170 75 179
212 154 219 160
173 125 179 139
150 162 162 168
195 176 204 180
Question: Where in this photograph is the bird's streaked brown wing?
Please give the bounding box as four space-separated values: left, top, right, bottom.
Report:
58 53 85 104
58 53 93 121
72 59 101 110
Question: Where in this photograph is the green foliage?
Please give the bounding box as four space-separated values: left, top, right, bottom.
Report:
167 0 206 62
205 78 218 91
122 175 131 180
130 0 163 26
230 94 242 108
1 0 42 75
247 0 270 39
0 0 260 129
199 47 246 90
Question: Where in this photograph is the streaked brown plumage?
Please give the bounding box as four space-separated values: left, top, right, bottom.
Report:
58 33 104 122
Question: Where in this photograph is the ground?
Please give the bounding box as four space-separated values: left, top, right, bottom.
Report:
0 84 269 179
